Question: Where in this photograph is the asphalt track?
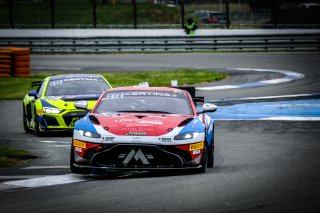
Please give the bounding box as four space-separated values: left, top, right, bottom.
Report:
0 52 320 213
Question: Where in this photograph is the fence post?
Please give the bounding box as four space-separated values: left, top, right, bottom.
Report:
50 0 55 29
226 0 230 29
180 0 185 29
272 0 278 29
132 0 137 29
8 0 13 28
92 0 97 28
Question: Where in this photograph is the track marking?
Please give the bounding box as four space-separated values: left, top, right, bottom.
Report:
196 68 304 91
0 175 56 180
211 99 320 121
260 117 320 121
3 174 86 188
22 166 69 170
39 140 70 144
207 93 320 103
31 66 81 71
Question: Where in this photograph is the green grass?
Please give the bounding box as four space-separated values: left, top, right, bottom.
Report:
0 146 36 167
0 69 227 100
0 1 180 27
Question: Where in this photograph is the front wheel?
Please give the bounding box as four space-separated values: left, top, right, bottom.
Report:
70 147 91 175
23 105 32 133
34 110 43 136
199 145 207 173
207 137 215 168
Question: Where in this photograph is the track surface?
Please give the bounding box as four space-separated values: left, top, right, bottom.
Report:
0 53 320 213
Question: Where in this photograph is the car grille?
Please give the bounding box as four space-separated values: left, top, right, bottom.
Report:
43 115 59 126
90 144 187 169
63 111 87 127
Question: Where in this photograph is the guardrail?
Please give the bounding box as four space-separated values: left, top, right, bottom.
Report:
1 33 319 52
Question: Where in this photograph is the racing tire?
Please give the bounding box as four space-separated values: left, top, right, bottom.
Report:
34 109 43 137
70 148 91 175
207 134 215 168
199 144 207 173
23 105 32 133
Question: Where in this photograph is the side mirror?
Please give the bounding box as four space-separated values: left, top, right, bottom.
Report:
74 100 88 110
198 103 218 114
28 90 38 98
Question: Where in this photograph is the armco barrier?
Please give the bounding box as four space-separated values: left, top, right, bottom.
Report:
0 33 319 53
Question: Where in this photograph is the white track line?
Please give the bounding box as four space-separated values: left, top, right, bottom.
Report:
260 117 320 121
207 93 320 103
3 174 86 188
22 166 69 170
196 68 304 91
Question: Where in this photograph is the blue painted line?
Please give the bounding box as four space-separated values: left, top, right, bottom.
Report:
208 99 320 121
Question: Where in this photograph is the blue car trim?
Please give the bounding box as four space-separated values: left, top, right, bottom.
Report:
178 117 205 134
40 99 57 108
74 115 97 133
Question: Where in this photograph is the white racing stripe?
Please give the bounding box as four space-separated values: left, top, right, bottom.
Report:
3 174 86 188
196 68 304 91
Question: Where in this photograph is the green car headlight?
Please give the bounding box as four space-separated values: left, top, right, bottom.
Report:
43 107 63 114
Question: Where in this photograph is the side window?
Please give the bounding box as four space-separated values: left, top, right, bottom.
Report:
37 82 45 97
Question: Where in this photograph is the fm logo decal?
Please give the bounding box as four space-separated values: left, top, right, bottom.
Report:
120 149 150 165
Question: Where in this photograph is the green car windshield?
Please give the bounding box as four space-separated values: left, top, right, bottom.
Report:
45 78 109 96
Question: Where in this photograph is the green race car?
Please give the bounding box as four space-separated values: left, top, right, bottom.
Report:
23 74 111 136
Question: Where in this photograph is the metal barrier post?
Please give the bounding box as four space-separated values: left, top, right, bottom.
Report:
9 0 13 28
132 0 137 29
180 0 185 29
92 0 97 28
50 0 55 29
226 0 230 29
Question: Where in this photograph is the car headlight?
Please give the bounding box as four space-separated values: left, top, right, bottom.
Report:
78 130 101 138
174 132 199 140
43 107 63 114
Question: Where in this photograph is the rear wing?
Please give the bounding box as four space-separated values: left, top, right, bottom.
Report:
172 86 204 104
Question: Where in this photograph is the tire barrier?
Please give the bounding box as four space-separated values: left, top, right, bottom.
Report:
0 47 31 77
0 49 12 77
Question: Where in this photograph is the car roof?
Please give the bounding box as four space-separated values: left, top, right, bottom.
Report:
105 86 189 93
47 74 104 81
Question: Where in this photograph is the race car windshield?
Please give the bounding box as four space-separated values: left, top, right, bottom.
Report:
95 90 193 115
45 78 109 96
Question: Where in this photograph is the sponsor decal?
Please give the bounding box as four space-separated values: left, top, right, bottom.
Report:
159 137 172 142
115 119 163 125
73 140 86 149
105 136 115 142
120 149 151 165
126 132 147 136
75 147 82 152
131 136 142 143
106 91 172 100
192 150 201 155
122 127 153 132
189 142 204 151
44 96 61 100
69 117 80 127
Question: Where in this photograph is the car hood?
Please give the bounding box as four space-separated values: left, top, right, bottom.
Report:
94 113 195 136
41 94 100 110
